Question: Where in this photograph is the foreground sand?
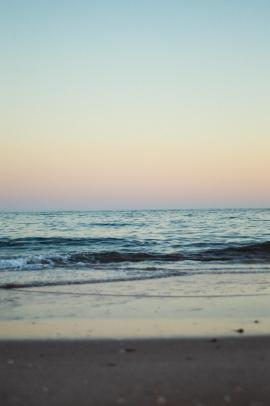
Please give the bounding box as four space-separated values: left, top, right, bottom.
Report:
1 289 270 404
1 336 270 406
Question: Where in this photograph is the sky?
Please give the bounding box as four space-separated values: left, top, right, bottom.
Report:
0 0 270 210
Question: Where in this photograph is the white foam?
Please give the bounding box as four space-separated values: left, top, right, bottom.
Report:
0 258 28 270
0 256 53 271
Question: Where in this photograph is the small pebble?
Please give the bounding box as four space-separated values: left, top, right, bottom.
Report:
235 328 244 334
42 386 48 392
119 348 136 354
7 359 14 365
224 394 232 403
157 395 167 404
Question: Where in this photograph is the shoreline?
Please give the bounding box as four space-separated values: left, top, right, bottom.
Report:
0 317 268 340
1 291 270 340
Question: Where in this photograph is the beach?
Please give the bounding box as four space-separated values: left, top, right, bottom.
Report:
1 291 270 405
1 335 270 406
1 210 270 404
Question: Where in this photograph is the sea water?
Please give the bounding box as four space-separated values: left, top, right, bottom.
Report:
1 209 270 320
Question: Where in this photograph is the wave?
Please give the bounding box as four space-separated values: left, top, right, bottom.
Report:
193 241 270 262
0 241 269 271
0 236 150 249
69 251 184 263
0 251 185 271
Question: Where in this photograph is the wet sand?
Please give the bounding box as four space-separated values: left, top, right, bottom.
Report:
1 336 270 406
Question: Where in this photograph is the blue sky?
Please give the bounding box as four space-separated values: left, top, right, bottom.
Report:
1 1 270 209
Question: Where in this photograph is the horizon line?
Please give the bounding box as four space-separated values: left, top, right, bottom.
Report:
0 207 269 213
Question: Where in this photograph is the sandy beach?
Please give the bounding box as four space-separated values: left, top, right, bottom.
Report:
1 288 270 405
2 226 270 406
1 336 270 406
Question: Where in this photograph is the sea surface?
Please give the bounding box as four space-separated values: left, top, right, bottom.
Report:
1 209 270 320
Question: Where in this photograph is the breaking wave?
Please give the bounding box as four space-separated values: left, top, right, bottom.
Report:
0 241 270 271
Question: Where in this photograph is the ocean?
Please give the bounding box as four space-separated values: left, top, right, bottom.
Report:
1 209 270 321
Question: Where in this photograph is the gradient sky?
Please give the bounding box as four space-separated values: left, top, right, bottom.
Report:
1 0 270 210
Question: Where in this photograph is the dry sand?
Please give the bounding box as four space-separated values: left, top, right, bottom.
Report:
1 336 270 406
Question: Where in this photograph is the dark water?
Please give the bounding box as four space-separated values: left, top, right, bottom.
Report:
0 209 270 289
